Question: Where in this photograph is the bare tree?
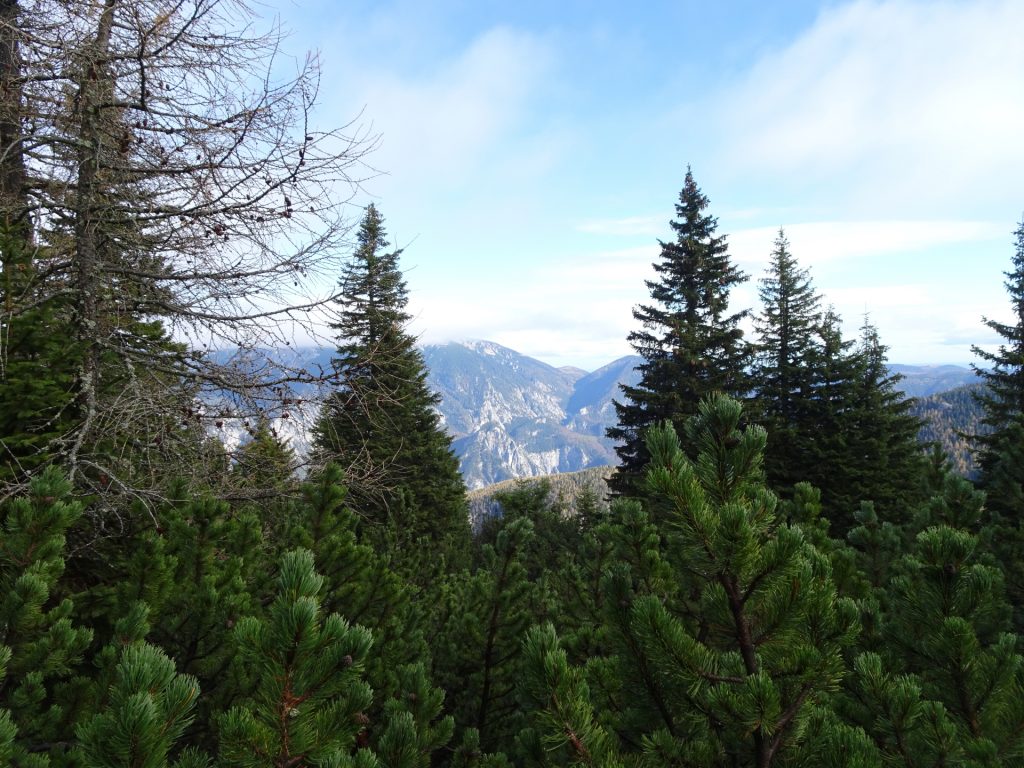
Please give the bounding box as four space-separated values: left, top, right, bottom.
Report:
0 0 376 504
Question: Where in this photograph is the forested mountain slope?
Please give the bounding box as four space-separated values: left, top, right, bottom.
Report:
910 383 987 476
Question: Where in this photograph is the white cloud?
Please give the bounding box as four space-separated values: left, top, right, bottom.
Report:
727 220 1004 269
410 217 1009 368
409 245 658 368
712 0 1024 211
344 27 553 191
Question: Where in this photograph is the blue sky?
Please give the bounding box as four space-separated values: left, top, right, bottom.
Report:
261 0 1024 370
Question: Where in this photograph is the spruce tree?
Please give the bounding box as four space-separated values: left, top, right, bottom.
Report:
751 230 823 495
313 204 470 567
838 319 924 529
973 220 1024 507
607 169 749 496
233 417 298 493
797 314 923 535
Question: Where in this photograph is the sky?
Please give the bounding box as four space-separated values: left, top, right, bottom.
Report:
258 0 1024 371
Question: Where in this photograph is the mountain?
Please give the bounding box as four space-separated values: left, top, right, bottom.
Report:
909 382 987 477
890 364 977 398
214 344 985 489
421 341 636 489
565 355 643 436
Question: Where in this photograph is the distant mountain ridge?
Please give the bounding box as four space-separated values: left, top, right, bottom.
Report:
421 340 641 489
889 364 977 398
219 342 983 489
422 343 983 489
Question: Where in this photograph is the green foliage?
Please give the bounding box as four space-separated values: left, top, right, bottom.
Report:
313 204 470 572
608 169 750 497
577 396 863 766
233 417 298 492
751 230 824 496
145 496 261 743
75 642 202 768
434 517 545 754
280 465 427 704
973 220 1024 504
843 652 959 766
218 549 376 767
519 624 622 768
375 663 454 768
0 467 92 764
0 227 80 483
869 474 1024 762
794 314 925 535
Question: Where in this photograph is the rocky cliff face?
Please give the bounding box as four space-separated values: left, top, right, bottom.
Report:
422 341 641 489
213 343 975 491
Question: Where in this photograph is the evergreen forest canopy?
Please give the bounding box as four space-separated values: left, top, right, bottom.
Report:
4 1 1024 765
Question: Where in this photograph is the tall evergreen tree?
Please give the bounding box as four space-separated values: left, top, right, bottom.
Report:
608 169 750 496
970 220 1024 629
313 204 470 566
838 319 924 529
751 230 823 495
973 220 1024 508
794 314 923 535
233 417 298 494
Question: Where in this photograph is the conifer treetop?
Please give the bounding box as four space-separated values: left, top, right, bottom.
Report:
608 168 751 496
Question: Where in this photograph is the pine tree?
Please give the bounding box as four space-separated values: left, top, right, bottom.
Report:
607 169 750 496
0 467 92 764
433 518 544 754
518 623 622 768
217 549 377 767
373 663 454 768
596 396 863 765
973 220 1024 508
874 476 1024 761
75 642 204 768
280 465 428 707
141 496 261 747
751 230 823 495
313 204 470 567
843 653 960 766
